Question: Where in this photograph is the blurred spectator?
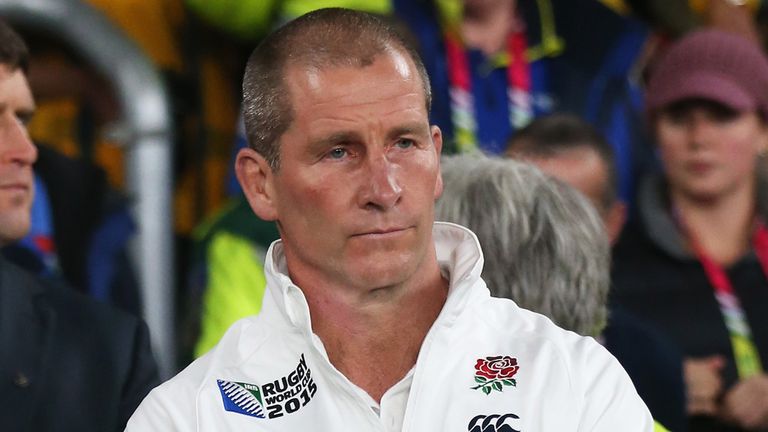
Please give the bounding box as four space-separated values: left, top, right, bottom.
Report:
180 195 278 362
612 29 768 431
436 154 609 336
505 113 688 431
616 0 761 41
393 0 654 203
506 113 627 242
0 19 158 431
2 28 141 314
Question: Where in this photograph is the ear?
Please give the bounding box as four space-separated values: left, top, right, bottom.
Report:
604 200 627 245
431 125 444 199
235 147 279 221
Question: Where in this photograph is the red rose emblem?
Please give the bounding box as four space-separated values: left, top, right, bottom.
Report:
475 356 519 380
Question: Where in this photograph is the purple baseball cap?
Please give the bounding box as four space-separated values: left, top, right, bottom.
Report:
646 29 768 116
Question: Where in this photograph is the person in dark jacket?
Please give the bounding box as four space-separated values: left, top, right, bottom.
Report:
0 18 159 431
506 113 688 431
612 30 768 431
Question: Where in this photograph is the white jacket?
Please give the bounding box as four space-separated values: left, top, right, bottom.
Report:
127 223 653 431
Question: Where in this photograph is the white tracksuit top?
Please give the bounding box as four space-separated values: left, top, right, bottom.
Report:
127 223 653 431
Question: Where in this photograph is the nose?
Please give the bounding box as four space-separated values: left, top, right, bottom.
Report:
358 154 402 210
2 116 37 166
685 113 713 150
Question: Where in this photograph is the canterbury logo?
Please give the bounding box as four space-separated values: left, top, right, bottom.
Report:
467 413 521 432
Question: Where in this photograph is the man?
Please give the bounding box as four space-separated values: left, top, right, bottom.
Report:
505 114 687 431
0 20 159 431
505 114 626 244
128 8 652 430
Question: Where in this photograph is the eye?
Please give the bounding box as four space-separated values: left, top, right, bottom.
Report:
15 111 33 126
327 147 347 160
395 138 415 149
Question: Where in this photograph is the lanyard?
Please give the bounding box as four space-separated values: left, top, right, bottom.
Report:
681 217 768 378
439 0 563 152
444 28 531 153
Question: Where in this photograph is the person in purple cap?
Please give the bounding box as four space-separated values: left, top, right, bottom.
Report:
612 29 768 431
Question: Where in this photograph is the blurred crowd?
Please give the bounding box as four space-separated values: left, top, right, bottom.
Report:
3 0 768 431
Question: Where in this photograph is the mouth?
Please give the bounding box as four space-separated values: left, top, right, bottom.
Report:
0 182 30 193
351 226 412 238
687 161 714 175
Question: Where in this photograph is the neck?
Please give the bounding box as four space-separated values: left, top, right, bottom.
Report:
300 254 448 403
462 0 517 56
672 182 757 266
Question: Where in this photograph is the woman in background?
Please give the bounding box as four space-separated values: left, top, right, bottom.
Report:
612 29 768 431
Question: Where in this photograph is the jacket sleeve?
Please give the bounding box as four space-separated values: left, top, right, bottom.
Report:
575 339 654 431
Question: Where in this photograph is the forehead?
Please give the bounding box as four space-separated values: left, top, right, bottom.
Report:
526 147 608 197
283 50 428 120
0 65 33 108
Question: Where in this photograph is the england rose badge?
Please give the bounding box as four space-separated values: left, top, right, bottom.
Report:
471 356 519 394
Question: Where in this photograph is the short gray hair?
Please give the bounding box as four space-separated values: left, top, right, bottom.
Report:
242 8 431 171
435 153 610 336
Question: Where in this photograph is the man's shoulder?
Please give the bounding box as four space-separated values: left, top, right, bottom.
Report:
152 315 269 393
460 296 653 429
469 295 628 384
128 315 272 429
477 295 593 347
2 257 140 330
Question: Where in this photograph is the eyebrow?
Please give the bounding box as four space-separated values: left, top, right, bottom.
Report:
0 102 34 121
386 122 430 141
308 121 430 153
308 131 361 153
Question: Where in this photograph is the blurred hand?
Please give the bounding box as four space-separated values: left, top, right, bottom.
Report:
685 356 725 416
720 374 768 430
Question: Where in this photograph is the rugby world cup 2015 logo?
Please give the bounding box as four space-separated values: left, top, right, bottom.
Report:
217 380 266 418
217 353 317 419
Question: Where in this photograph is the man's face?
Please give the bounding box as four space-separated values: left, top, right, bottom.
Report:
0 65 36 246
515 145 626 243
243 51 443 292
522 146 608 212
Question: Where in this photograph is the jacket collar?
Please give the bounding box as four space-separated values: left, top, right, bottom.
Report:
637 173 768 261
259 222 488 333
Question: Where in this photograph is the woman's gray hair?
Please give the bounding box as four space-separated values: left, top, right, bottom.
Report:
436 153 610 336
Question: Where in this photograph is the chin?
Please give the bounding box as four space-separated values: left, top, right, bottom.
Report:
361 251 425 287
0 210 31 243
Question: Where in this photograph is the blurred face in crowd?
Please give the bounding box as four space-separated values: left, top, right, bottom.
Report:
522 146 607 213
655 99 768 203
516 146 626 243
0 65 36 246
237 49 444 292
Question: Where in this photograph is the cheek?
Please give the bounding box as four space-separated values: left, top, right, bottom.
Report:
277 174 346 224
723 131 762 170
656 142 685 171
655 127 686 164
